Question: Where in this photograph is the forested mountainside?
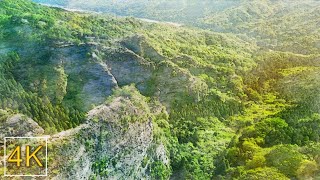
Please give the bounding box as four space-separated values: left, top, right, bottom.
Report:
32 0 320 55
32 0 241 24
0 0 320 179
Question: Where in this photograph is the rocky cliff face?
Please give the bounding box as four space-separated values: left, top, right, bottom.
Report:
12 33 207 112
0 87 170 179
0 112 44 139
0 28 203 179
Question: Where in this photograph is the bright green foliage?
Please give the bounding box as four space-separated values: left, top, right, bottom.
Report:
265 145 304 177
0 53 84 133
32 0 320 54
92 157 109 177
238 167 289 180
0 0 142 133
1 0 320 179
151 161 171 180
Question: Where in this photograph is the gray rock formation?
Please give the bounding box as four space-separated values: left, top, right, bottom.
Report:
0 87 168 179
50 87 170 179
0 113 44 139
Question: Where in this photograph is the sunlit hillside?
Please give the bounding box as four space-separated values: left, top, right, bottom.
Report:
0 0 319 179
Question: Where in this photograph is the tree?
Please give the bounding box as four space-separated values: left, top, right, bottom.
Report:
239 167 289 180
265 145 305 178
297 160 319 179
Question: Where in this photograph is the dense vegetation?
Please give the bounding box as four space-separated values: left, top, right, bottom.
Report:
0 0 141 132
32 0 320 55
1 0 320 179
0 52 84 133
32 0 241 24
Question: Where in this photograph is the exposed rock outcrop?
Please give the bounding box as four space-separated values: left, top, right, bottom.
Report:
49 87 170 179
0 113 44 139
0 87 170 179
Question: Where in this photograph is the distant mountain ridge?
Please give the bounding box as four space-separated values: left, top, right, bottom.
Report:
32 0 320 55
